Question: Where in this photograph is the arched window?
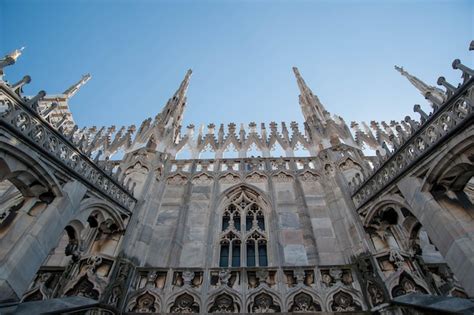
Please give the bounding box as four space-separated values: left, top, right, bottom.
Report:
219 188 268 267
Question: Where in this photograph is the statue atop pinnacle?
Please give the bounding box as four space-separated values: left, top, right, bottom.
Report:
0 47 25 80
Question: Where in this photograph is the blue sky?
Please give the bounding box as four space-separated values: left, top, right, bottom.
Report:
1 0 473 130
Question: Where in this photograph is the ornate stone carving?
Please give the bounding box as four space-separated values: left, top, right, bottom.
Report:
324 163 335 176
272 172 293 182
289 292 322 312
392 274 427 297
330 291 361 312
167 174 187 185
329 268 343 283
249 293 281 313
169 293 199 313
182 270 195 286
256 269 269 285
132 292 158 313
299 171 319 182
220 173 240 184
246 172 266 183
209 293 239 313
342 271 353 285
107 261 131 307
66 276 99 300
22 272 55 302
352 81 473 207
218 269 232 286
321 268 353 287
0 91 136 209
294 269 306 285
367 282 385 306
146 271 158 288
192 173 212 185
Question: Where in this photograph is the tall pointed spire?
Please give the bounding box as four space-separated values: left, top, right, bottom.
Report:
63 74 91 99
292 67 328 125
157 69 192 134
394 65 446 105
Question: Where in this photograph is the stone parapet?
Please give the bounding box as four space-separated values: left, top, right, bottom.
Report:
0 84 136 211
352 77 474 208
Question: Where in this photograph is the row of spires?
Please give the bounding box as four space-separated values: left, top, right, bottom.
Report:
0 47 92 100
1 46 448 129
1 44 472 160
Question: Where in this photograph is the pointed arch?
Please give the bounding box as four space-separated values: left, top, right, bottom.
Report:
285 288 323 312
0 141 62 198
206 286 243 313
126 289 162 313
78 198 128 231
362 195 409 227
64 275 100 300
325 287 364 312
245 171 267 183
246 288 282 313
218 184 272 212
216 184 272 268
388 271 430 298
166 290 201 313
423 133 474 192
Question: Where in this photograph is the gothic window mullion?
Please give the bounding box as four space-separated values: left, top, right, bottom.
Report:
255 238 259 267
247 240 256 267
242 239 247 267
246 213 253 232
219 241 230 267
229 240 233 268
231 240 241 267
258 240 268 266
233 212 241 231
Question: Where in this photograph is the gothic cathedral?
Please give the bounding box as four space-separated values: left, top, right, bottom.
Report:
0 43 473 314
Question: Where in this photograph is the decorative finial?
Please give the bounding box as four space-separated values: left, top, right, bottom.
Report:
8 47 25 62
395 65 446 106
394 65 405 75
0 47 25 80
63 74 91 99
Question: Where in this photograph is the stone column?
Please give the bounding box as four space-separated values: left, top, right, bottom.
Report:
397 176 474 296
0 180 87 302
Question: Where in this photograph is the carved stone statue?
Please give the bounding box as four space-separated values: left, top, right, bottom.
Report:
218 269 231 286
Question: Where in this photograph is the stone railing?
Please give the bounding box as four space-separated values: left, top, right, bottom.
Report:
352 77 474 208
0 85 136 210
130 265 358 294
167 145 361 176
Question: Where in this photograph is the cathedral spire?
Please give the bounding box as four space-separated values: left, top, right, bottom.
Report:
158 69 192 133
174 69 192 102
63 74 91 99
394 65 446 105
292 67 328 125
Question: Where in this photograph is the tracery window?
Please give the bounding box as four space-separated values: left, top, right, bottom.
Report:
219 189 268 267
